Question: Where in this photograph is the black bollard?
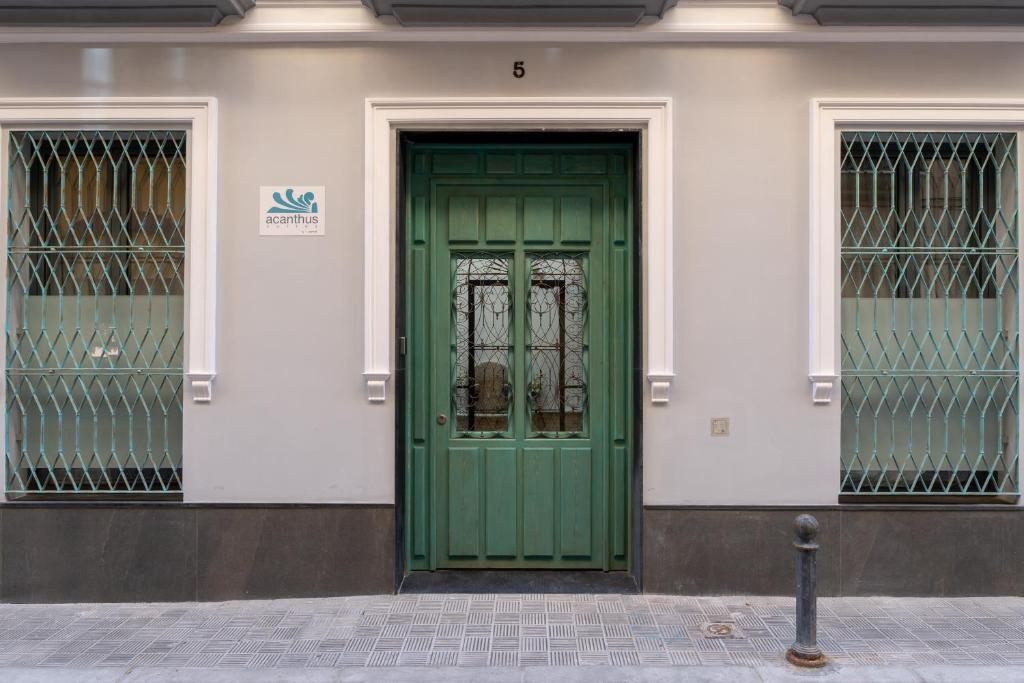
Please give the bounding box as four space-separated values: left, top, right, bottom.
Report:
786 514 827 668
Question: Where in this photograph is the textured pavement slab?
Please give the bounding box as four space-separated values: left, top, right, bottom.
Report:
4 665 1024 681
1 595 1024 680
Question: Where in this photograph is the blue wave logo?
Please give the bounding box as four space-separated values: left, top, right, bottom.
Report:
268 188 318 214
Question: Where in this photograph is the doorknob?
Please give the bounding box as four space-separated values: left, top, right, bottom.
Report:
436 414 447 425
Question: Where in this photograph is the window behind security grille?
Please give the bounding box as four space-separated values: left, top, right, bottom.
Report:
840 132 1019 496
5 130 186 495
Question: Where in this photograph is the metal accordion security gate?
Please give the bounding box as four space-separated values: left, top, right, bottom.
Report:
840 131 1020 497
4 129 186 495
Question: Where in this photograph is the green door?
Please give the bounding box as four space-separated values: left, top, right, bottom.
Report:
404 142 634 570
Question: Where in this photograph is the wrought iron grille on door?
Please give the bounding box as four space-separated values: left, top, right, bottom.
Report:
527 254 588 436
452 254 513 436
451 252 589 438
840 131 1020 496
5 130 186 495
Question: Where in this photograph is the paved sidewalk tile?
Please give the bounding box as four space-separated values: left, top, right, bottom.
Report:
1 595 1024 678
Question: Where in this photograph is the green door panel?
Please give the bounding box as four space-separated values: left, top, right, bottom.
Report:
485 447 518 558
559 196 594 243
404 143 634 570
485 198 518 243
447 196 481 242
447 447 481 558
559 447 594 557
523 448 555 558
523 197 556 243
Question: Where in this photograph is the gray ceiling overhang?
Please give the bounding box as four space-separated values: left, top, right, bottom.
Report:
362 0 679 26
780 0 1024 25
0 0 254 26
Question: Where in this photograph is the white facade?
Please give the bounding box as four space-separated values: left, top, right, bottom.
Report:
3 13 1024 507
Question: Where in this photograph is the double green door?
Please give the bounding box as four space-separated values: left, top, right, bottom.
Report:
404 143 634 570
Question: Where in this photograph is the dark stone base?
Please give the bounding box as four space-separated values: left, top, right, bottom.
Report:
6 502 1021 601
400 570 638 594
0 504 395 602
643 505 1024 596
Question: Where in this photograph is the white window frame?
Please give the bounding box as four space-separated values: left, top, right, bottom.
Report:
809 98 1024 404
364 97 674 404
0 97 219 402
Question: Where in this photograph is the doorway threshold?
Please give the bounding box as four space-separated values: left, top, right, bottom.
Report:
399 570 639 594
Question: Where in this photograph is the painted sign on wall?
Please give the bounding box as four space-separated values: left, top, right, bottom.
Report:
260 186 326 235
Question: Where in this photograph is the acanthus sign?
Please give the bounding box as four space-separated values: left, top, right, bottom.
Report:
260 186 326 235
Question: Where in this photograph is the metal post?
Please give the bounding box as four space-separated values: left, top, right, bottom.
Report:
786 514 827 668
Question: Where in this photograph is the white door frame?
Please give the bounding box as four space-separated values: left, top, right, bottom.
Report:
363 97 674 405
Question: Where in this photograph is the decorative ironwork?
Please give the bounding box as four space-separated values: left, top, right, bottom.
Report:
840 131 1019 495
452 254 512 435
528 254 587 435
5 130 186 494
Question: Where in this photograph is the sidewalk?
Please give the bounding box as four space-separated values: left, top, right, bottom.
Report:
2 594 1024 681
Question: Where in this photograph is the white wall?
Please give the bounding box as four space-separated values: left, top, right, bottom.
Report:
2 42 1024 504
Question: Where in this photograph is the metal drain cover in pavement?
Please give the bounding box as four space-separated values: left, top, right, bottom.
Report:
702 622 741 639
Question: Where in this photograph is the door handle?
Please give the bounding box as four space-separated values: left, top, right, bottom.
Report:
436 414 447 426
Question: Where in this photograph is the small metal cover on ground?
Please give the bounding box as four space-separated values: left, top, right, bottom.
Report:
702 622 742 639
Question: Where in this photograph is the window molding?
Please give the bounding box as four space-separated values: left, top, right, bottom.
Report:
809 98 1024 404
365 97 674 403
0 97 218 402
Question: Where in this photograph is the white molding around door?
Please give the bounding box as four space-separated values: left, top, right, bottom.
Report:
809 98 1024 404
364 97 674 404
0 97 219 402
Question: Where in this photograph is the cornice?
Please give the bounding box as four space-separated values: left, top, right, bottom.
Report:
1 1 1023 43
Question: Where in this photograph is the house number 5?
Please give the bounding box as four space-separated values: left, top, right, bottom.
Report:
513 61 525 79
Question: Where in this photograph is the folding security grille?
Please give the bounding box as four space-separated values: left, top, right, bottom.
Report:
5 130 186 495
840 131 1020 496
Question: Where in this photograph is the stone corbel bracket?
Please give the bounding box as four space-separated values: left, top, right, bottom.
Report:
365 372 391 403
648 373 674 404
809 374 836 405
189 373 216 403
